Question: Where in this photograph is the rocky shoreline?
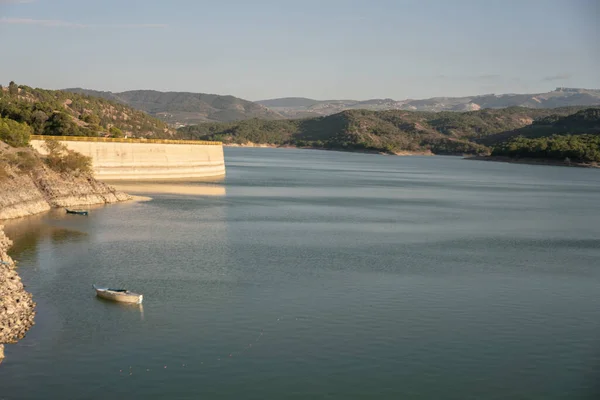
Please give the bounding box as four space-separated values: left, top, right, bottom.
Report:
0 165 131 363
0 227 35 363
0 166 131 220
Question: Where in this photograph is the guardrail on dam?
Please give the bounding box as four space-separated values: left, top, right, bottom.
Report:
30 135 226 181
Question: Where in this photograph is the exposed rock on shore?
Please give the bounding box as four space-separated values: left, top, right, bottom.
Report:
0 227 35 363
0 164 131 220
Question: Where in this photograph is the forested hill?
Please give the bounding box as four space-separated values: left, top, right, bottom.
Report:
177 106 597 155
0 82 174 139
485 108 600 164
64 88 284 125
479 108 600 145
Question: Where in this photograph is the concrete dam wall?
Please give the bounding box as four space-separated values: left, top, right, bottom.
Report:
30 136 226 181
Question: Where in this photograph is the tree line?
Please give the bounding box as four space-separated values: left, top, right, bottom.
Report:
0 82 173 144
491 134 600 163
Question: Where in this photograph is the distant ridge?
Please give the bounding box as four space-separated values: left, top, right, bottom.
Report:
64 88 284 125
256 88 600 118
257 97 320 108
64 87 600 125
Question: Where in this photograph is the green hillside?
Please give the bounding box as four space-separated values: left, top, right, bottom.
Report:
0 82 175 139
64 88 284 125
486 108 600 164
178 106 597 155
479 108 600 146
491 135 600 163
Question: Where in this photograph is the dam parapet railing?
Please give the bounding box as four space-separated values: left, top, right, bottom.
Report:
30 135 222 146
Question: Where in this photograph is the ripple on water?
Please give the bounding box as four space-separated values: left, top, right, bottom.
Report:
2 148 600 399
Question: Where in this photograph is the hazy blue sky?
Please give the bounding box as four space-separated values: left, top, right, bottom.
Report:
0 0 598 100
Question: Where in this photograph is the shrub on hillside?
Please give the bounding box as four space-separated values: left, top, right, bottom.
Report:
4 150 41 173
0 148 41 180
43 139 93 175
0 164 9 181
109 126 124 138
44 112 80 136
0 117 31 147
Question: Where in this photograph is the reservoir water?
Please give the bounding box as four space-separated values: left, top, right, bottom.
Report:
1 148 600 399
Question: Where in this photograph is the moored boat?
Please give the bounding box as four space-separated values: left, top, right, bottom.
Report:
66 209 89 216
93 285 143 304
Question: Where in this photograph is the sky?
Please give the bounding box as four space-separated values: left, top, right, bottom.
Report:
0 0 598 101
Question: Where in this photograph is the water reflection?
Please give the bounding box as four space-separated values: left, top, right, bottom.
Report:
93 296 145 320
109 182 226 197
3 212 89 260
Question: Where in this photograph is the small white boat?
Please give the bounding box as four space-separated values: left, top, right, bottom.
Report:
93 285 143 304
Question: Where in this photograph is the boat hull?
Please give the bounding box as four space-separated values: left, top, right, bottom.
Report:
66 209 88 215
94 287 143 304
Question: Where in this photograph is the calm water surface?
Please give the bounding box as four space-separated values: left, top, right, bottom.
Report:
2 148 600 399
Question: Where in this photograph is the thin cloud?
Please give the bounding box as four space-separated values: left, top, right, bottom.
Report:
542 73 572 82
0 18 86 27
112 23 168 28
0 0 35 3
0 17 167 28
435 74 503 81
477 74 501 80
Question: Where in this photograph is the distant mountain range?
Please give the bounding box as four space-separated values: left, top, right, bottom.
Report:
64 87 600 125
257 88 600 118
63 88 283 125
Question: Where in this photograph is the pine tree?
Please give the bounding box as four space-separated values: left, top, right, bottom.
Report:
8 81 19 96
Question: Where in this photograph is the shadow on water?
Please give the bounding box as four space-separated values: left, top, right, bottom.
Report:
2 181 227 261
3 211 90 259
